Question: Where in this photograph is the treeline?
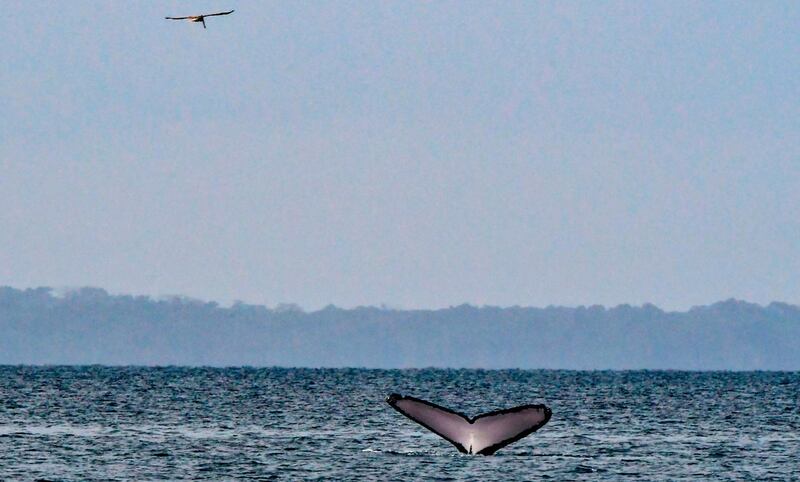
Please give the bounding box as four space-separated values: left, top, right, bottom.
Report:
1 286 799 369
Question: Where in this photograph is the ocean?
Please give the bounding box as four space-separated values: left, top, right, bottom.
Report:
0 367 798 480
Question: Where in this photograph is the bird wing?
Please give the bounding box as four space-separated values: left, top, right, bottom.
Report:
470 404 551 455
204 10 234 17
386 394 472 453
165 16 193 20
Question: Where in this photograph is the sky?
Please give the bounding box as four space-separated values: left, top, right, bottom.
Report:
1 1 798 310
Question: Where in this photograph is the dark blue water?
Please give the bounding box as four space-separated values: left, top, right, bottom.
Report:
1 367 798 480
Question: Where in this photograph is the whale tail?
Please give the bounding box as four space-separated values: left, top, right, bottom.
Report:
386 394 551 455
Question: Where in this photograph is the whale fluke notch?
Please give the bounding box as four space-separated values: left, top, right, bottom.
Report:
386 393 551 455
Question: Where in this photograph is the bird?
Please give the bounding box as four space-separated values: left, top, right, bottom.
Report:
165 10 234 29
386 393 551 455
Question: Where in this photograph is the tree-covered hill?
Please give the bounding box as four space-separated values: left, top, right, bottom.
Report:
2 287 798 369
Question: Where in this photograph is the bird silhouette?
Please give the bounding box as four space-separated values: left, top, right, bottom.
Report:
165 10 234 29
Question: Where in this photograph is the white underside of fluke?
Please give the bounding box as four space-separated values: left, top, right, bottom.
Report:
386 394 551 455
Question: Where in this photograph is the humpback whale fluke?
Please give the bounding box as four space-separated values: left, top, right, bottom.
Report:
386 393 551 455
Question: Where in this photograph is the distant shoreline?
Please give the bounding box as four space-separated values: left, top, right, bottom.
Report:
3 286 799 370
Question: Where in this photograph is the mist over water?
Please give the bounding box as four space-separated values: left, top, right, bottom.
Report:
1 367 798 480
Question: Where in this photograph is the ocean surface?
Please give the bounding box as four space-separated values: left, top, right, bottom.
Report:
0 367 798 481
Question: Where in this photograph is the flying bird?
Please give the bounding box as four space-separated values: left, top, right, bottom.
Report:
386 394 551 455
165 10 234 29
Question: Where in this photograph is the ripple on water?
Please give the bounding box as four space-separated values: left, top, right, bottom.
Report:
0 367 798 480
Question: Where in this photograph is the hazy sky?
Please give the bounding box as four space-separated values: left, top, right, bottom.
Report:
1 1 798 310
